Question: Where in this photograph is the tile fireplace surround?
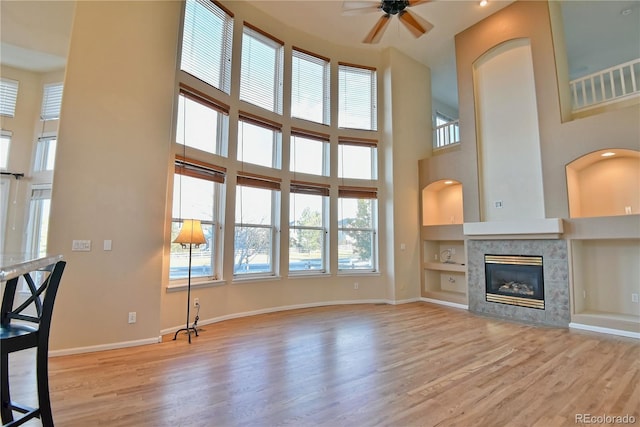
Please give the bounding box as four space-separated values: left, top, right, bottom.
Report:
467 239 570 327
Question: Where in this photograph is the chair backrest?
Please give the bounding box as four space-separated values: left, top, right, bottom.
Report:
1 260 66 338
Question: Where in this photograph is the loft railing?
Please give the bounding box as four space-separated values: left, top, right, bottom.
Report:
433 119 460 149
570 58 640 112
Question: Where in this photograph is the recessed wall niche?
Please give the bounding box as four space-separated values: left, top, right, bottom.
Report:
422 179 463 226
566 149 640 218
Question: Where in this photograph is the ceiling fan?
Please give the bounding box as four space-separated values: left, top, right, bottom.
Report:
343 0 434 44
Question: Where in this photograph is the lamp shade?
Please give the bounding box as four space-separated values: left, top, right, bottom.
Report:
174 219 207 245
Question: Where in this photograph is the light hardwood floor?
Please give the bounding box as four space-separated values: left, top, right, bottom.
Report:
7 303 640 426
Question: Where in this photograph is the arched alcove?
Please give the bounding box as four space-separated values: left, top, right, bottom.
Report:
422 179 464 226
566 149 640 218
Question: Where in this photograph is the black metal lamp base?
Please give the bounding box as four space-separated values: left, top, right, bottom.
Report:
173 325 198 343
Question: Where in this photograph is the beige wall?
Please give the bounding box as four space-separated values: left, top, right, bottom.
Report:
48 1 180 349
453 1 640 223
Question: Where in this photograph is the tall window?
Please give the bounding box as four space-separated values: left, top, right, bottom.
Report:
33 137 57 172
26 185 52 257
180 0 234 94
171 158 225 281
291 48 330 125
177 87 229 156
338 187 377 272
240 24 284 114
338 63 377 131
289 183 329 273
41 83 63 120
0 130 10 170
237 113 281 169
234 174 280 277
338 137 377 180
290 129 329 176
0 78 18 118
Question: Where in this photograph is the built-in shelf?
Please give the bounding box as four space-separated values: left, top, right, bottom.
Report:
424 262 466 273
571 238 640 336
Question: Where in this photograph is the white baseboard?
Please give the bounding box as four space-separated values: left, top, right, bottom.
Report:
50 337 160 357
420 297 469 311
160 299 399 335
569 322 640 339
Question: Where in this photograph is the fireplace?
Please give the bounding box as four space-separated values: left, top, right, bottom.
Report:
485 254 544 309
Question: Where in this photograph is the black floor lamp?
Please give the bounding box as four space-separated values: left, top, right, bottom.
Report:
173 219 207 343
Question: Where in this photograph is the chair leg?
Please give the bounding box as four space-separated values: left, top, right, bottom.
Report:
36 345 54 427
1 351 15 424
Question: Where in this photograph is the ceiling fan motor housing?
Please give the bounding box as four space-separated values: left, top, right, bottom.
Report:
381 0 409 15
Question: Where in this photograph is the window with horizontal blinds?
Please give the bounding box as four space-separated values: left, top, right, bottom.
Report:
0 78 19 117
291 48 330 125
338 63 377 131
337 194 377 271
290 180 330 197
179 84 229 114
240 24 284 114
34 137 57 172
289 189 327 273
180 0 233 94
177 91 229 156
290 131 329 177
338 142 376 180
175 156 226 183
41 83 63 120
237 114 281 169
236 172 281 190
0 131 11 170
338 136 377 147
338 186 377 199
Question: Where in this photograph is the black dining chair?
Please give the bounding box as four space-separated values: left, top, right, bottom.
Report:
1 260 66 427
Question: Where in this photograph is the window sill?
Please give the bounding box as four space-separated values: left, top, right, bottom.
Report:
287 271 331 279
337 270 380 277
166 279 227 293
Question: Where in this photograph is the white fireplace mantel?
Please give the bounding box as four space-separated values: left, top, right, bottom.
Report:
463 218 564 238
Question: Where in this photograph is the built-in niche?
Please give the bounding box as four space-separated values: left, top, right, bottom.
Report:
422 179 463 226
566 149 640 218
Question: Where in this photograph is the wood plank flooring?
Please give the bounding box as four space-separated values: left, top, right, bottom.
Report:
7 303 640 426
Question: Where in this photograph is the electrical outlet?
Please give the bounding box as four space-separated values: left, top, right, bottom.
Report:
632 293 639 303
128 312 136 324
354 282 359 290
495 200 503 208
194 297 200 307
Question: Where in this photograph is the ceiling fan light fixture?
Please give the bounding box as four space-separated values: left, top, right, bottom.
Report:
479 0 488 7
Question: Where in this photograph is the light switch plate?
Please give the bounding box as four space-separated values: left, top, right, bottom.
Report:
72 240 91 251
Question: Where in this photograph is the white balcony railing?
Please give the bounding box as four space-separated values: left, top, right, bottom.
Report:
570 58 640 112
433 119 460 149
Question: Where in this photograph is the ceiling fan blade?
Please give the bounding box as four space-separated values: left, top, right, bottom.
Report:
342 0 382 16
363 14 391 44
398 9 434 38
407 0 431 6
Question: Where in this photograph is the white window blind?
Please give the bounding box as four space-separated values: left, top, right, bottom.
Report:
41 83 63 120
181 0 234 94
0 78 19 118
291 48 330 125
338 63 377 131
240 24 284 114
